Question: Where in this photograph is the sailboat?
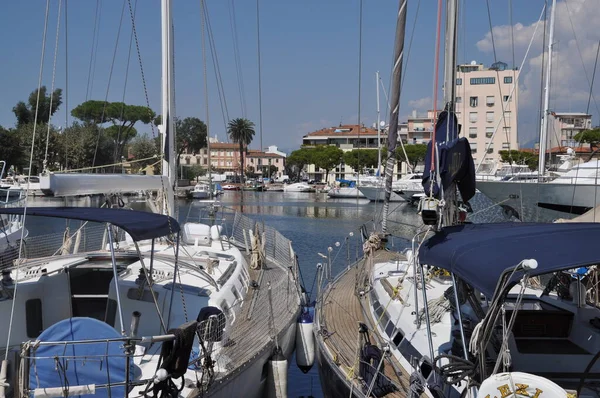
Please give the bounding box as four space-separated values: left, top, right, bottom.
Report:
0 1 302 397
314 0 600 396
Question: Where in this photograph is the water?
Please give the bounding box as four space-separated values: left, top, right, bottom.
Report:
20 190 511 397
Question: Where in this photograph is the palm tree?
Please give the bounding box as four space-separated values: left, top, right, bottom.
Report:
227 118 256 182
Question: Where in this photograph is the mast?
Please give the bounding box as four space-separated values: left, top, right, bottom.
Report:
200 0 212 196
376 71 382 175
381 0 407 234
538 0 556 176
161 0 176 215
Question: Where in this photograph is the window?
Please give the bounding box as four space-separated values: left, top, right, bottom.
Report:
486 127 494 138
486 96 495 107
203 158 207 165
470 77 496 85
469 127 477 139
470 143 478 153
503 95 511 102
503 127 511 137
456 112 461 119
456 96 462 103
203 149 207 155
486 143 494 154
470 96 478 107
469 112 478 123
456 78 463 85
502 142 511 149
504 76 513 84
486 111 494 123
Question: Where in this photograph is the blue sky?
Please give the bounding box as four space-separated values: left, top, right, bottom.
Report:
1 0 598 153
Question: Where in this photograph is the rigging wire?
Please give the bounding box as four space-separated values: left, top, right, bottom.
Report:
429 0 443 171
256 0 264 151
92 0 127 167
64 0 69 169
201 0 210 167
228 0 247 120
5 0 52 362
587 40 600 116
204 1 230 134
356 0 363 199
86 0 103 102
43 0 63 173
564 0 600 118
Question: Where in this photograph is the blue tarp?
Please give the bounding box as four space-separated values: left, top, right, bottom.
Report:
29 317 130 397
0 207 179 241
422 110 476 202
419 222 600 297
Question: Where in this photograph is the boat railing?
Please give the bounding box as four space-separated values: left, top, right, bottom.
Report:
0 188 25 207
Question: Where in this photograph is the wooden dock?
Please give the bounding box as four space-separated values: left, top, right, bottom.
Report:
318 250 417 397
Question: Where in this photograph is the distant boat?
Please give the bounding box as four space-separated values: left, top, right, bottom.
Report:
283 182 313 193
191 183 211 199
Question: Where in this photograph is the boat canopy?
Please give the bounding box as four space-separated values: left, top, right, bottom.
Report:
419 222 600 297
0 207 180 241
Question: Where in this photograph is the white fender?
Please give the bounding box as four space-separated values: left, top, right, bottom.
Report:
266 347 288 398
478 372 570 397
295 310 315 373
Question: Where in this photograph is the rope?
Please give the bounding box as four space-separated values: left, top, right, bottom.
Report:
43 0 62 174
4 0 51 362
433 353 478 386
256 0 264 150
417 294 451 325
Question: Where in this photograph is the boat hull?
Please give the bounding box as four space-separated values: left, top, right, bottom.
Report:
315 335 361 398
477 180 600 221
327 187 365 199
192 191 211 199
358 186 405 202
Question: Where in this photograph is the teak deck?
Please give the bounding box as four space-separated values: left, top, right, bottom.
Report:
319 250 417 397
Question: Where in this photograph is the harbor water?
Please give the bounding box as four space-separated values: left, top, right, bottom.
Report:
21 190 510 397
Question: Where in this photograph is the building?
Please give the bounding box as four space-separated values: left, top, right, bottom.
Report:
301 124 405 181
178 137 285 178
548 112 592 149
406 110 438 144
245 150 286 179
455 61 519 164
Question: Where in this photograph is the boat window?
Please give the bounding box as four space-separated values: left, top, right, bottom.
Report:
379 312 390 330
374 305 383 319
26 299 43 338
385 321 395 338
392 331 404 347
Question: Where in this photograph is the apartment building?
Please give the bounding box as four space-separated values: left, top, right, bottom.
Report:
455 61 519 164
245 149 286 179
548 112 592 149
302 124 405 181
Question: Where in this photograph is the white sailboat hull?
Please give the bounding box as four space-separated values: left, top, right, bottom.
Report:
358 186 405 202
327 187 364 199
40 174 170 196
477 180 600 221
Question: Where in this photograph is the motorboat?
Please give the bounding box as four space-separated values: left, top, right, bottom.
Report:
283 182 314 193
191 183 211 199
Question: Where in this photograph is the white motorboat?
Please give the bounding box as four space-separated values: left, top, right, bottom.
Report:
191 183 211 199
283 182 313 192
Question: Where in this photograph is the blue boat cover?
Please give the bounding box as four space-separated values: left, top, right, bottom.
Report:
422 110 476 202
0 207 179 241
29 317 129 397
419 222 600 297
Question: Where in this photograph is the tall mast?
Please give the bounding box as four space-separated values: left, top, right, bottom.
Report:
161 0 176 215
376 71 382 174
381 0 407 234
200 0 212 196
444 0 458 117
538 0 556 176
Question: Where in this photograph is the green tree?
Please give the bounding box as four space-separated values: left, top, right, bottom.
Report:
71 100 156 162
343 149 379 173
13 123 63 174
129 136 158 173
286 147 313 180
13 87 62 127
574 128 600 148
227 118 255 182
398 144 427 173
312 145 343 182
498 150 537 171
176 117 207 157
0 126 26 172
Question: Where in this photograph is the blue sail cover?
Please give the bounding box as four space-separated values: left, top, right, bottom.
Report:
0 207 180 241
419 222 600 297
422 110 476 202
29 317 129 397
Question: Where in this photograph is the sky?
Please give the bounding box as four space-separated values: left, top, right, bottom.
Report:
1 0 599 154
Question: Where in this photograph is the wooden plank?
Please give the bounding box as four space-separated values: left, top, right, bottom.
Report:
319 250 420 397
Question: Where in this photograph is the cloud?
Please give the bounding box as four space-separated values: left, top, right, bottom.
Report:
476 0 600 144
408 96 433 111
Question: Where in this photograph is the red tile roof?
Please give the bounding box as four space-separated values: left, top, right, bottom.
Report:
303 124 379 137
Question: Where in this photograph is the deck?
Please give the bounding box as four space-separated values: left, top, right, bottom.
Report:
318 249 416 397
